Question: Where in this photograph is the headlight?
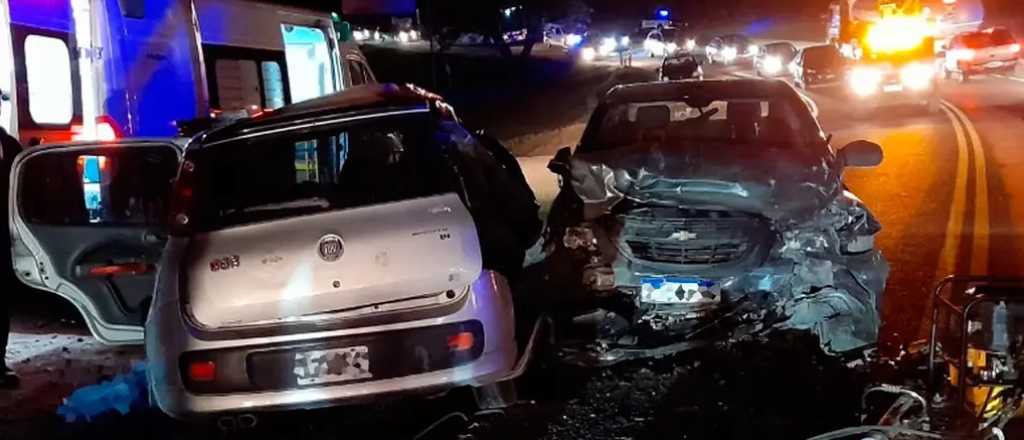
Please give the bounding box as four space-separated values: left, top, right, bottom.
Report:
685 39 696 51
567 33 582 47
646 40 664 53
599 38 616 56
900 62 934 90
763 55 782 73
398 31 410 43
747 44 758 55
722 47 738 60
620 36 630 47
354 30 367 41
707 46 718 54
581 47 597 62
849 66 882 96
409 30 419 40
666 42 678 53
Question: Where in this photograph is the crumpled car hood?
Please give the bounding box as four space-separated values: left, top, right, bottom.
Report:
568 143 840 222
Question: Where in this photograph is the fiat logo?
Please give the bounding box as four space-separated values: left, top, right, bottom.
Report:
317 234 345 262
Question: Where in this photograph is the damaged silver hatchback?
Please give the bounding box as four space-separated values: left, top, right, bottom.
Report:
543 79 890 366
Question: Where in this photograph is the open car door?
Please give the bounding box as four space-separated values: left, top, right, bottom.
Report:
9 141 181 344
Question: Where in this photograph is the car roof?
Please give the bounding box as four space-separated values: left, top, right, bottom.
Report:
28 138 190 151
802 44 837 53
197 84 443 147
603 79 800 105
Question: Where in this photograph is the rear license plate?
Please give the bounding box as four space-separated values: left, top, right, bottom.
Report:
883 84 903 93
293 346 372 386
640 277 718 305
986 61 1004 68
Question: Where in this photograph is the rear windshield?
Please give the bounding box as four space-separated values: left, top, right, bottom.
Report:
184 110 457 232
582 96 821 152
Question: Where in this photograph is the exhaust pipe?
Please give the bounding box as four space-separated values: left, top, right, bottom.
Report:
216 414 258 432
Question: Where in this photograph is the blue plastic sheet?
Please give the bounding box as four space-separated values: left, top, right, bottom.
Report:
57 362 148 423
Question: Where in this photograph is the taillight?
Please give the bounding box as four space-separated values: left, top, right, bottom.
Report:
447 331 475 352
187 360 216 382
71 116 122 141
1010 43 1021 53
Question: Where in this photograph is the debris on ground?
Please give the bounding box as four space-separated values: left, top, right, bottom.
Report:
56 362 149 423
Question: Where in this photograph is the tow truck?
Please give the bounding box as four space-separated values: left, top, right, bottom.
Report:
829 1 958 113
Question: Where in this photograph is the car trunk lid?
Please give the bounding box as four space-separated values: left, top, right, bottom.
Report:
183 193 481 329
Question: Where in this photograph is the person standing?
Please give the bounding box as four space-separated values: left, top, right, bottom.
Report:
0 124 21 388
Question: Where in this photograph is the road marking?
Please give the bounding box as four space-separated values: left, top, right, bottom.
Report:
935 103 970 280
944 101 990 275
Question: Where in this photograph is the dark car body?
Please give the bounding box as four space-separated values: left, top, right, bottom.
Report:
660 54 703 80
942 27 1020 80
542 80 889 366
792 44 845 89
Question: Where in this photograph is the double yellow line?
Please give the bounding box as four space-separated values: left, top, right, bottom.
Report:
936 100 989 277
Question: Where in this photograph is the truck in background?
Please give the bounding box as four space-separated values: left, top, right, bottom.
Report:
0 0 374 145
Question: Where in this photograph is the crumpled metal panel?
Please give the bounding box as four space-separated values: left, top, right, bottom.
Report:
566 143 840 223
559 149 889 355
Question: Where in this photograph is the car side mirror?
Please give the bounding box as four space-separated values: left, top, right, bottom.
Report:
548 146 573 175
839 140 883 167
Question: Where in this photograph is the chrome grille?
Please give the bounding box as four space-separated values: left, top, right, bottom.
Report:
620 208 769 265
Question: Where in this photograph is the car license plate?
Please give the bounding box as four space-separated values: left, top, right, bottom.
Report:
883 84 903 93
293 346 372 386
640 277 718 305
986 61 1004 68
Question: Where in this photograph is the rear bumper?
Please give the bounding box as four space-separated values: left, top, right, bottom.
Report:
146 270 517 419
848 83 937 107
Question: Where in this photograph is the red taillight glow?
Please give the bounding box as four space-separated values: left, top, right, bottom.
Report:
187 360 216 382
447 332 475 352
71 116 122 141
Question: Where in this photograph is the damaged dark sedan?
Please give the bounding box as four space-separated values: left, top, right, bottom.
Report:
543 79 890 366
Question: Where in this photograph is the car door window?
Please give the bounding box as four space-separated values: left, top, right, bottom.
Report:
21 147 179 226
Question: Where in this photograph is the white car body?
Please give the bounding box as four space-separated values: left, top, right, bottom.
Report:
9 85 528 419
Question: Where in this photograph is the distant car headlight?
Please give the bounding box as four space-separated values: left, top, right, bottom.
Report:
567 33 583 47
900 62 934 91
707 46 718 54
354 30 368 41
850 66 883 96
600 38 617 56
398 31 410 43
646 39 664 53
722 46 738 60
666 42 678 53
747 44 758 55
620 36 630 47
685 39 696 51
409 30 419 40
582 47 597 62
763 55 783 73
